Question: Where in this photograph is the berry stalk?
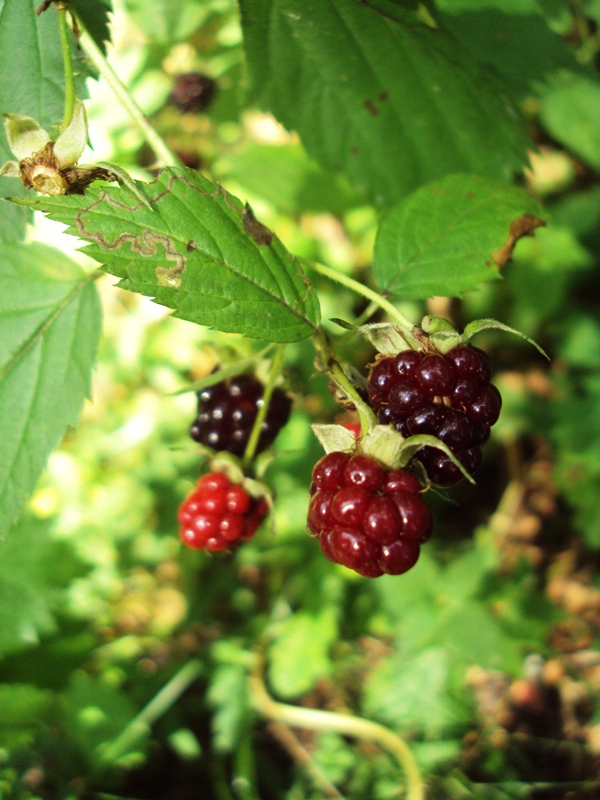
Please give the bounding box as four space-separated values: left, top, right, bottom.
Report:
249 668 424 800
242 344 285 471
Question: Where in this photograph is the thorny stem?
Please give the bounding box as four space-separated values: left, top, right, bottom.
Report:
74 17 182 168
248 669 425 800
99 660 202 766
314 329 377 435
242 345 286 471
311 261 420 348
57 3 76 133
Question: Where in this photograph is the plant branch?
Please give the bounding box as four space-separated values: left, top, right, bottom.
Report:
57 3 76 132
242 344 286 470
74 17 182 168
311 260 419 346
99 660 202 766
314 330 377 435
248 670 425 800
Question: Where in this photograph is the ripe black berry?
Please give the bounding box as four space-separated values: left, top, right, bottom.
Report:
190 373 292 457
366 345 501 487
179 471 267 550
170 73 217 113
308 453 431 577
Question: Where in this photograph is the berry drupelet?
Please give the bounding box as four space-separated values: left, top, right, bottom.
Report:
308 452 432 578
366 345 501 486
190 373 292 457
179 471 268 551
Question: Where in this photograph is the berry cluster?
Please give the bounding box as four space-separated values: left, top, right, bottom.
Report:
308 452 432 577
366 346 501 486
179 472 268 551
190 374 291 457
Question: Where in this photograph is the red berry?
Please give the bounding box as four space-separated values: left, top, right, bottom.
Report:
331 486 371 527
379 539 420 575
312 451 351 490
344 454 385 492
308 453 431 577
178 471 267 550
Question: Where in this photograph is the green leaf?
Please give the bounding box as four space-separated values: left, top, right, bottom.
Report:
12 168 321 343
438 5 583 100
540 72 600 171
0 518 80 655
63 671 143 768
363 647 467 736
0 242 101 534
0 683 53 748
373 174 545 299
268 609 338 698
0 0 91 239
0 0 90 159
70 0 112 54
239 0 531 206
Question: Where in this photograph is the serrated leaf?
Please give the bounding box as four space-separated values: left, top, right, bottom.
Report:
0 242 101 534
12 168 321 343
373 174 545 299
70 0 112 54
239 0 531 207
268 609 338 698
364 647 464 736
0 518 81 655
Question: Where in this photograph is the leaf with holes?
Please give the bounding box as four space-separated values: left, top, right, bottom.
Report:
0 242 101 535
12 167 321 343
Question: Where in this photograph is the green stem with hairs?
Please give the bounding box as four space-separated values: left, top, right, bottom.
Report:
57 3 76 133
242 345 286 471
311 261 419 347
74 16 182 168
249 669 424 800
314 329 377 435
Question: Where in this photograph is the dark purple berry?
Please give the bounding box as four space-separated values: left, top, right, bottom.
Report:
170 72 217 113
190 373 291 457
388 382 426 418
366 357 396 404
415 354 455 396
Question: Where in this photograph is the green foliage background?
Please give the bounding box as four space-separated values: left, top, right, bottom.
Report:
2 0 600 798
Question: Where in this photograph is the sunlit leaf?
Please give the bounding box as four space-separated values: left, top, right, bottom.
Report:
373 174 545 298
0 243 101 535
13 168 321 343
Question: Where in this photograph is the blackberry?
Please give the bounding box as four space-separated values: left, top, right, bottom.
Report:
179 471 268 551
190 373 292 457
308 452 431 577
170 73 217 113
366 345 501 487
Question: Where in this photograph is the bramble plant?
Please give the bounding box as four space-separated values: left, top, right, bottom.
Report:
2 0 600 798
